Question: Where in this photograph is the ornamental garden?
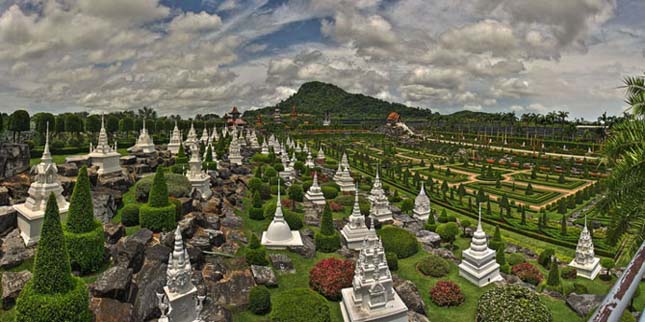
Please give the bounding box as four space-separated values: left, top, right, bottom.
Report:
0 105 641 322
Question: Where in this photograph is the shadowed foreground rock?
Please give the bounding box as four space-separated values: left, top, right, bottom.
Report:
1 271 31 309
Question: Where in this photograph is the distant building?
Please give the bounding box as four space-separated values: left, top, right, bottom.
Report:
386 112 401 124
323 111 331 126
225 106 246 127
273 107 282 124
255 114 263 128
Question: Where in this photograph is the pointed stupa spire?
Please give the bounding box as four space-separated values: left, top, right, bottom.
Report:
42 121 52 163
166 225 194 294
313 171 319 187
143 118 146 130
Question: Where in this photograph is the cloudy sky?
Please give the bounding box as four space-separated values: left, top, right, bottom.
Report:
0 0 643 119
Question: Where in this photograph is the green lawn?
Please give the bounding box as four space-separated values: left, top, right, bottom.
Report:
466 181 562 205
512 173 587 190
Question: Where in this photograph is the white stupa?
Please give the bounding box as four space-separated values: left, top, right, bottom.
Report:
368 168 392 222
129 119 155 153
336 165 356 193
412 182 430 221
88 115 122 175
341 187 376 250
249 131 260 149
228 133 243 165
261 141 269 155
568 217 601 280
186 150 212 200
317 147 325 162
340 234 408 322
163 227 199 322
200 127 209 144
305 151 315 168
279 150 295 182
458 204 503 287
185 122 199 151
341 152 349 169
304 172 326 207
168 121 182 154
14 123 69 246
261 180 303 249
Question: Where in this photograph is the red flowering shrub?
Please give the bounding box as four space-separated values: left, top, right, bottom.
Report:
329 201 344 212
281 198 292 208
430 280 464 307
309 258 354 300
511 262 544 285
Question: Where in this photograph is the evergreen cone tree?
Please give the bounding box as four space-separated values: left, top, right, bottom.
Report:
547 260 561 286
66 166 95 233
176 143 187 164
205 145 213 162
561 214 567 235
316 202 340 252
320 203 335 236
33 194 74 294
149 166 169 207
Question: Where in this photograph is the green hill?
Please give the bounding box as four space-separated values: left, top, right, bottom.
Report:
245 81 432 119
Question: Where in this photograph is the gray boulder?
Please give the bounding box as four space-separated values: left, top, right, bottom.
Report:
393 277 426 315
90 297 134 322
407 311 430 322
269 254 295 273
208 269 255 309
0 206 17 235
132 261 167 321
251 265 277 287
1 271 31 309
0 229 34 269
416 230 441 248
104 223 125 244
288 234 316 258
566 293 604 317
90 265 133 302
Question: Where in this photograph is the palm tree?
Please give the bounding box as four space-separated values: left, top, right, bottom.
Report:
138 106 157 120
603 73 645 253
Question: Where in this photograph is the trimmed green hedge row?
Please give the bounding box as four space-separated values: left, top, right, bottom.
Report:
139 204 176 232
269 288 330 322
15 277 92 322
466 182 561 205
64 223 105 274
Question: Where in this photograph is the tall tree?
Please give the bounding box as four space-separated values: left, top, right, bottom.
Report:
8 109 30 142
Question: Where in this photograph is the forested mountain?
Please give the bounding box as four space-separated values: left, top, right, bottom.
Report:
245 81 433 119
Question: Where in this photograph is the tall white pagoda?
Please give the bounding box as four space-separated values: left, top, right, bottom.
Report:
304 172 326 207
200 127 209 144
249 131 260 149
412 182 430 221
88 115 122 175
261 180 303 249
14 123 69 246
568 217 601 280
261 141 269 155
458 204 503 287
129 119 155 153
228 133 243 165
341 187 376 250
368 169 392 222
210 125 220 142
305 151 315 168
317 147 325 162
335 164 356 193
184 122 198 151
186 150 212 200
340 234 408 322
341 152 350 169
163 227 199 322
168 121 182 154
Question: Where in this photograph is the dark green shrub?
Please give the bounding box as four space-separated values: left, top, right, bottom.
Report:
386 252 398 271
15 277 92 322
477 286 552 322
417 254 450 277
316 204 340 253
249 207 265 220
135 172 191 202
264 202 277 218
538 248 555 268
507 253 526 266
488 226 504 251
66 166 95 233
321 186 338 199
249 286 271 315
169 197 183 221
246 234 268 266
139 204 176 232
269 288 331 322
284 210 303 230
175 144 188 164
378 226 418 259
571 282 588 294
546 261 561 287
64 223 104 274
121 204 140 226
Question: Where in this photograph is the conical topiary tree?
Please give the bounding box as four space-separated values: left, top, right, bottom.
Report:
64 166 105 273
316 203 340 252
489 225 504 250
547 260 561 287
16 194 92 322
139 166 176 232
246 233 268 266
176 143 188 164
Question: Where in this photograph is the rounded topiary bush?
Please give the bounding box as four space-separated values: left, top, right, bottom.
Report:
538 248 555 268
417 254 450 277
139 204 176 232
476 286 552 322
378 226 418 259
134 173 191 202
561 266 577 280
64 223 105 274
507 253 526 266
284 210 303 230
269 288 331 322
121 204 140 226
249 207 265 220
315 232 341 253
321 186 338 199
309 258 354 300
246 234 269 266
511 263 544 285
249 286 271 315
430 280 465 307
15 277 93 322
386 252 398 271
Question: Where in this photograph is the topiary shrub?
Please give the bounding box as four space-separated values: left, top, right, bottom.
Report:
386 252 398 271
507 253 526 266
139 167 177 232
488 226 504 251
315 203 340 253
169 197 183 221
309 258 354 300
476 286 552 322
134 172 191 202
560 266 577 280
417 254 450 277
511 262 544 285
378 226 418 259
121 204 140 226
249 286 271 315
430 280 465 307
284 210 303 230
16 194 92 322
321 186 338 199
546 261 561 287
246 234 269 266
64 166 105 274
538 248 555 268
269 288 331 322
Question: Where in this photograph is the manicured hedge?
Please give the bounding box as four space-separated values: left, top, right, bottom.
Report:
378 226 418 259
417 254 450 277
249 286 271 315
134 173 191 202
269 288 331 322
121 204 140 226
246 234 269 266
284 210 303 230
64 223 105 274
15 277 92 322
315 232 341 253
386 252 398 271
139 204 176 232
321 186 338 199
476 286 552 322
